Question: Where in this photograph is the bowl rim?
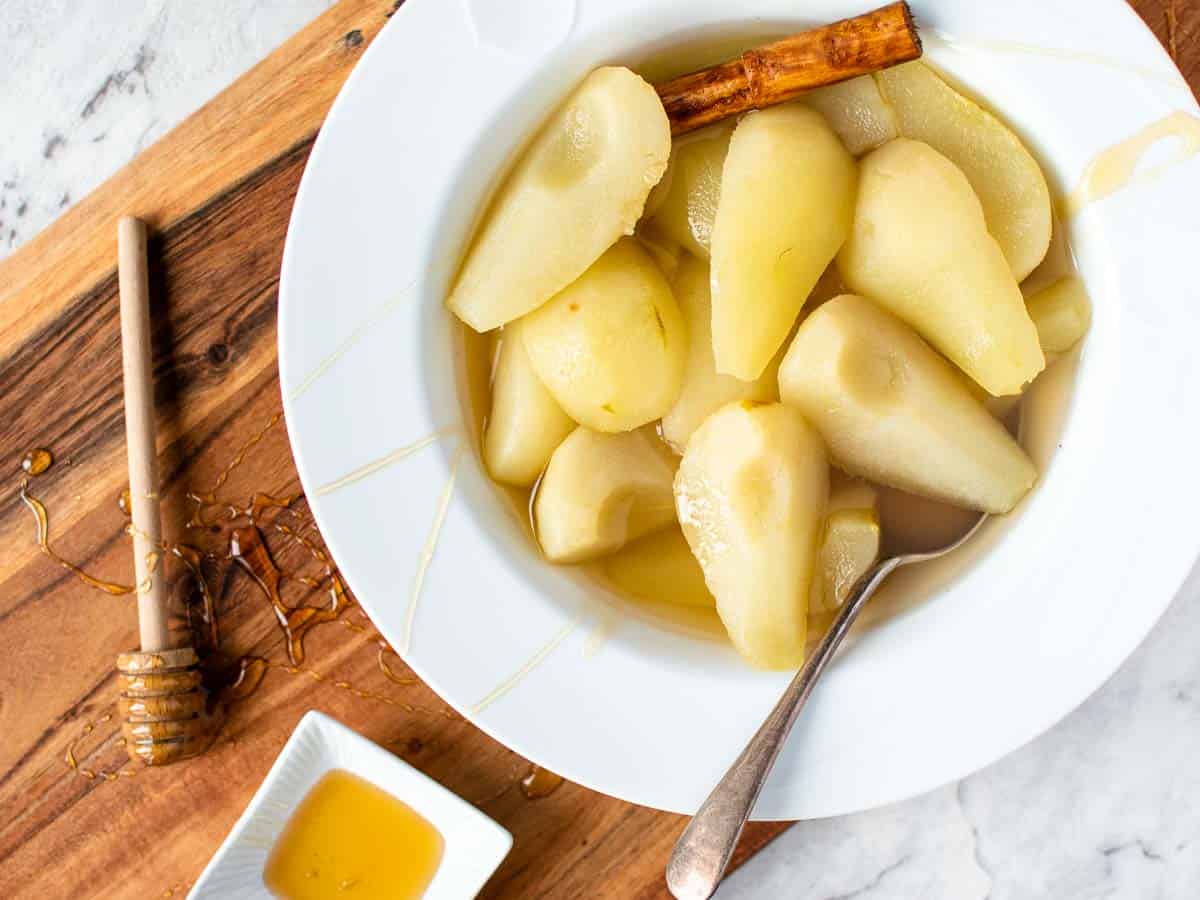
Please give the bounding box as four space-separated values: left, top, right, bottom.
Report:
277 0 1200 820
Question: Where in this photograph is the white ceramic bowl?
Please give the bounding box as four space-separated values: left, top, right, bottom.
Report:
278 0 1200 819
189 711 512 898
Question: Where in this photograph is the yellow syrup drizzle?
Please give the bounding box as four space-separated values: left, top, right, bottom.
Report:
378 644 417 686
64 714 137 782
924 31 1188 89
19 481 134 596
520 764 565 799
17 411 452 796
270 658 453 717
287 278 418 402
313 429 449 497
185 412 283 527
470 620 579 715
229 525 350 666
1066 112 1200 218
224 656 270 702
172 544 219 653
21 447 53 476
399 444 463 655
583 607 621 658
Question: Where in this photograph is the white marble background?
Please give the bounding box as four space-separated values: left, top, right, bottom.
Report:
3 2 1200 898
0 0 335 256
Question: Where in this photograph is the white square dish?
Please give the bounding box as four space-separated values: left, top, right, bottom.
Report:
189 711 512 899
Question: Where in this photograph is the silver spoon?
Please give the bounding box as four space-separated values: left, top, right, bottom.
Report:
665 514 989 900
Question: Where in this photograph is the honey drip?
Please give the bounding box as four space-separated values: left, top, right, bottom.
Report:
196 413 280 492
224 656 270 702
274 520 331 565
470 620 578 714
63 714 137 782
1065 112 1200 218
184 411 284 527
19 480 134 596
265 657 449 715
229 525 349 666
188 490 296 529
241 624 415 711
335 608 419 688
21 447 53 476
171 544 219 654
520 765 565 799
20 411 447 792
378 645 417 686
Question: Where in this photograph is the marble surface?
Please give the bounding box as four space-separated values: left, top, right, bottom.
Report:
0 0 334 258
4 2 1200 897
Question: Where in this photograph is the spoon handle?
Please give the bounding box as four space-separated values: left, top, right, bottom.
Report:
665 557 904 900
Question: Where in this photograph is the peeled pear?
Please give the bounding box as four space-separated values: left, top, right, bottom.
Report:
811 508 881 614
603 528 715 609
808 477 880 612
809 479 880 613
876 61 1052 280
779 295 1037 514
484 322 576 487
660 257 779 451
447 67 671 331
826 475 878 513
1026 276 1091 353
813 510 880 613
803 75 899 156
636 227 685 282
959 370 1023 423
675 403 828 669
535 426 677 563
985 393 1023 423
838 139 1045 396
711 105 857 381
645 124 732 258
608 481 880 618
522 239 686 433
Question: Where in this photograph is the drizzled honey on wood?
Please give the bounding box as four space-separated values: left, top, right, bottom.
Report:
520 764 565 799
21 447 53 476
13 418 421 782
22 407 597 805
19 479 135 596
229 524 349 666
224 656 269 702
63 713 138 782
15 419 467 782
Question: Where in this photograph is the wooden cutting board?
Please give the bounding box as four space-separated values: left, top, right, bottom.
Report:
0 2 1193 897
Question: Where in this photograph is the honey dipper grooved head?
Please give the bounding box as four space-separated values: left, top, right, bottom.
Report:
117 647 214 766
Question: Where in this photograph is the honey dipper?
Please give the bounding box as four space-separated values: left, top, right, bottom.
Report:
115 216 211 766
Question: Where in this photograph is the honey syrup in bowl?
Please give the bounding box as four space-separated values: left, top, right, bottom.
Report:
450 43 1089 669
264 769 444 900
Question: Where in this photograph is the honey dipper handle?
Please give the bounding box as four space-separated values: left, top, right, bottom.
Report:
118 216 169 652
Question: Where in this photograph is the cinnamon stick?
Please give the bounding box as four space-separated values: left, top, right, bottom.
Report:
655 2 922 135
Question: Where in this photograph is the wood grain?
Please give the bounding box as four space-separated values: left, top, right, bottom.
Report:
0 2 1194 898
